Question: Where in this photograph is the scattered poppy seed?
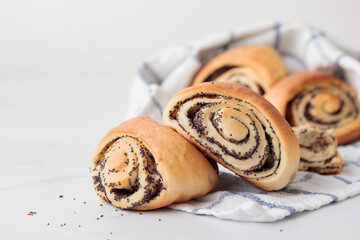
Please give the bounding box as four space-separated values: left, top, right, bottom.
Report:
59 195 63 198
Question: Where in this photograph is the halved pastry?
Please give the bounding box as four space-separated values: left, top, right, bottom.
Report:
293 125 343 174
264 71 360 144
163 82 300 191
90 117 219 210
192 45 287 95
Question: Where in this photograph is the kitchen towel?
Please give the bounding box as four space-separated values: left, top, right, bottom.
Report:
126 20 360 222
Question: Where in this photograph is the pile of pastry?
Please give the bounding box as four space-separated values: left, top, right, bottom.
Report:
90 45 360 210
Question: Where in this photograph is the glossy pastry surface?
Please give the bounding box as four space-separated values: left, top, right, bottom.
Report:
192 45 287 94
163 82 299 191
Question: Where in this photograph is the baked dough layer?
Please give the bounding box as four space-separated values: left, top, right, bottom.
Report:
192 45 287 94
90 117 219 210
163 82 299 191
264 71 360 144
293 125 343 174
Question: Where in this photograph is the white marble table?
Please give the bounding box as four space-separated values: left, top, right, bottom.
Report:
1 75 359 240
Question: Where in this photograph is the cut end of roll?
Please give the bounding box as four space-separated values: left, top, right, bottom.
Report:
192 45 287 95
293 124 343 174
265 71 360 145
90 133 164 210
90 117 219 210
163 82 300 191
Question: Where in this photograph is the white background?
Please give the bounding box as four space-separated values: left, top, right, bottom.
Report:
1 1 360 240
0 0 359 78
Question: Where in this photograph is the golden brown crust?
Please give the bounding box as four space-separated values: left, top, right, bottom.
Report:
264 71 360 145
90 117 219 210
163 82 300 191
298 164 342 175
192 45 287 92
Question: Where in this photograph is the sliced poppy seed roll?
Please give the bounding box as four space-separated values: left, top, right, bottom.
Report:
192 45 287 95
293 125 343 174
163 82 300 191
90 117 219 210
264 71 360 145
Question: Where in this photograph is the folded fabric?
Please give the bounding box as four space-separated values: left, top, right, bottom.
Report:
126 20 360 222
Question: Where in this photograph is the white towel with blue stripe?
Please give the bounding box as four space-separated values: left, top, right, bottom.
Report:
126 21 360 222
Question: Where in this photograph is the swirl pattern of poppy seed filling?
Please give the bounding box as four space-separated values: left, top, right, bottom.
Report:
169 93 281 179
91 135 163 209
286 84 359 129
204 66 266 94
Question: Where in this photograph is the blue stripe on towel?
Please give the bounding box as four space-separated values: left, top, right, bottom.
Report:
143 62 162 84
184 44 199 61
333 53 347 80
274 22 281 49
223 31 235 51
314 36 331 63
302 34 319 58
302 33 325 60
138 68 150 86
137 69 163 114
345 161 360 167
280 50 307 69
334 53 347 65
332 175 352 184
163 45 195 80
148 88 163 113
192 192 296 214
284 189 338 201
292 172 314 183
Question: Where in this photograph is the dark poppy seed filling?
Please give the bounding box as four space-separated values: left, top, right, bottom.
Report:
91 135 163 209
169 93 281 179
111 188 133 200
293 125 343 174
286 84 359 129
202 65 266 94
203 65 237 82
